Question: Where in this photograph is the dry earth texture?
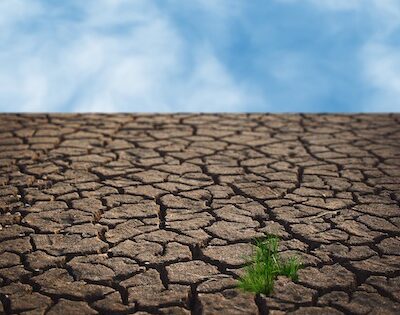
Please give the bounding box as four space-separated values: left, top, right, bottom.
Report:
0 114 399 315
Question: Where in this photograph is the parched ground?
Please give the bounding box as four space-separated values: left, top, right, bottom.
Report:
0 114 399 315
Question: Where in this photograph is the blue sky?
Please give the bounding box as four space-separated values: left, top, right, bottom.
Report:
1 0 399 112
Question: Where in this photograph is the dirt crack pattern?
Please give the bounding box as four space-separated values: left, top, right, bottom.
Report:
0 114 399 314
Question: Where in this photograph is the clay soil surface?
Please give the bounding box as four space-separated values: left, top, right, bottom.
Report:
0 114 399 314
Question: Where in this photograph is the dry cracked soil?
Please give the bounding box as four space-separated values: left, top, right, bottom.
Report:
0 114 399 315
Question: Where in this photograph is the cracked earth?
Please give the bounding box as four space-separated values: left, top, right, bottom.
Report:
0 114 399 315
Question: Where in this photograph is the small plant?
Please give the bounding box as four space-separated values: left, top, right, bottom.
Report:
238 235 301 295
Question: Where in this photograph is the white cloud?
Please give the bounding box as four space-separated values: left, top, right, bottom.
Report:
275 0 362 11
0 0 42 31
308 0 361 10
369 0 400 36
174 47 258 112
276 0 400 15
363 44 400 94
0 0 257 112
361 43 400 112
360 0 400 111
276 0 400 111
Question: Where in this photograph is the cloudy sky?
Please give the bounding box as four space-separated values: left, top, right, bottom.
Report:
1 0 399 112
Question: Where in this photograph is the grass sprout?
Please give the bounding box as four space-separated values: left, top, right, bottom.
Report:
238 235 301 295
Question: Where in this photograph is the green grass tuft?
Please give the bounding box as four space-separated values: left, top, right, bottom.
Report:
238 235 302 295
